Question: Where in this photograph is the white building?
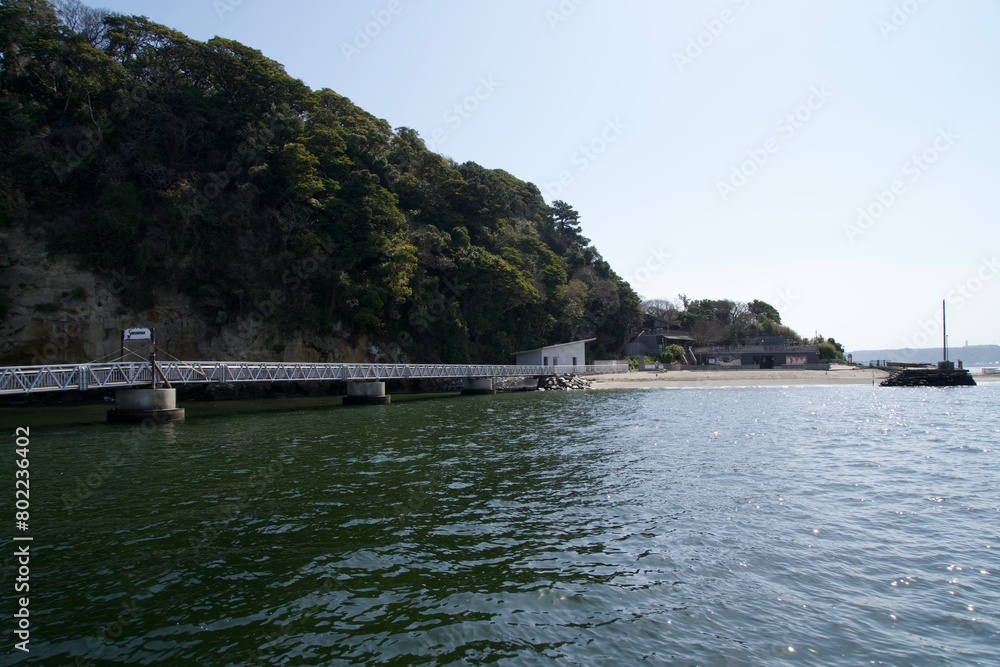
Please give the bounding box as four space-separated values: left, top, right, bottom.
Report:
513 339 595 369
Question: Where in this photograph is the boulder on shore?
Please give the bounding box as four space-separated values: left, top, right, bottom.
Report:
536 374 592 391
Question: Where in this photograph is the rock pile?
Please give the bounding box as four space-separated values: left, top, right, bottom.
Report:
880 368 976 387
537 374 592 391
494 376 537 392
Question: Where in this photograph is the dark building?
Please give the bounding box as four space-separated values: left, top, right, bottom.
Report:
693 336 821 368
624 316 698 364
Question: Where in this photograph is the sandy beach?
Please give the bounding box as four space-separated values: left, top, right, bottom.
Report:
588 365 1000 389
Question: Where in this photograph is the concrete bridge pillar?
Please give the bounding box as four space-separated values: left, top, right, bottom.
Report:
343 381 391 406
107 388 185 424
461 377 496 395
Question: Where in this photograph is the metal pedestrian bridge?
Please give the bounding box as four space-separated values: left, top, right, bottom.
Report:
0 361 622 396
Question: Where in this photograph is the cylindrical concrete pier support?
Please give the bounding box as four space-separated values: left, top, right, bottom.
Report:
107 388 185 424
461 377 496 395
343 381 391 406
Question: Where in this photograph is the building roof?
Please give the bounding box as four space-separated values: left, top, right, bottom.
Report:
693 343 819 354
511 338 597 356
644 315 677 329
629 330 697 343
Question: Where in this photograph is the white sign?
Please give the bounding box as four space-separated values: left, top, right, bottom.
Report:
122 328 152 341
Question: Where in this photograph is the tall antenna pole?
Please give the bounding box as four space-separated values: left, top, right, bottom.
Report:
942 299 948 362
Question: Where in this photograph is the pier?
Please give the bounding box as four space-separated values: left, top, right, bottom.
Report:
0 360 618 421
879 301 977 387
0 360 619 395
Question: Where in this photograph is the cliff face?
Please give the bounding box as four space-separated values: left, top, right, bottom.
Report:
0 223 369 365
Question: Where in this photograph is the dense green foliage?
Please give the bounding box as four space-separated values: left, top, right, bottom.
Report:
663 343 686 363
0 1 640 362
642 296 846 360
814 337 846 361
643 296 801 346
652 343 685 365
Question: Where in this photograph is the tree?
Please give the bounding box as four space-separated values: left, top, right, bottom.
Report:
53 0 115 47
811 335 845 361
748 299 781 324
677 298 730 332
550 278 589 342
0 0 65 92
0 1 646 366
727 301 754 341
659 343 685 363
690 319 727 345
549 199 581 238
642 298 680 322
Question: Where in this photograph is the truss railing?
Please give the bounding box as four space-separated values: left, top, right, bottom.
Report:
0 361 621 395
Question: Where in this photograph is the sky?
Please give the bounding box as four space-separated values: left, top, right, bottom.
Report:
77 0 1000 353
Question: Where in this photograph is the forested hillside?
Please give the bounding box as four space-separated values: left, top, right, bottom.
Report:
643 296 847 361
0 0 641 364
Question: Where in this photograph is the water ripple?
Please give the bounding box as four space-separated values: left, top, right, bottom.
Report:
7 385 999 665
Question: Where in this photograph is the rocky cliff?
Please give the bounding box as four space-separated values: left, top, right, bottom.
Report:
0 223 370 365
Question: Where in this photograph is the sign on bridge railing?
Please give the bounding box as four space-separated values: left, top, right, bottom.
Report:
122 328 152 341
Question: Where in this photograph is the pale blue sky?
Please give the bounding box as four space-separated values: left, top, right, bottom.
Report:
80 0 1000 352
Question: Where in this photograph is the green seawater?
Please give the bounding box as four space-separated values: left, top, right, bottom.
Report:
1 386 997 665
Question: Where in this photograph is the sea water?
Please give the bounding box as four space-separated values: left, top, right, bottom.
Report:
1 384 997 665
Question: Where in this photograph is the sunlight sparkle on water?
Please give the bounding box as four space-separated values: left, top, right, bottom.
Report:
8 383 997 666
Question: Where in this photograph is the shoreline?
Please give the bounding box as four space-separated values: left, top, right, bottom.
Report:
2 368 995 409
587 366 1000 389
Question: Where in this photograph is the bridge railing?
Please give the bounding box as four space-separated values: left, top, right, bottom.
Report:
0 362 153 395
0 361 623 395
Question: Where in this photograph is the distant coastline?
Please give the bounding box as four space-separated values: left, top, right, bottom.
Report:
588 366 1000 390
850 344 1000 366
